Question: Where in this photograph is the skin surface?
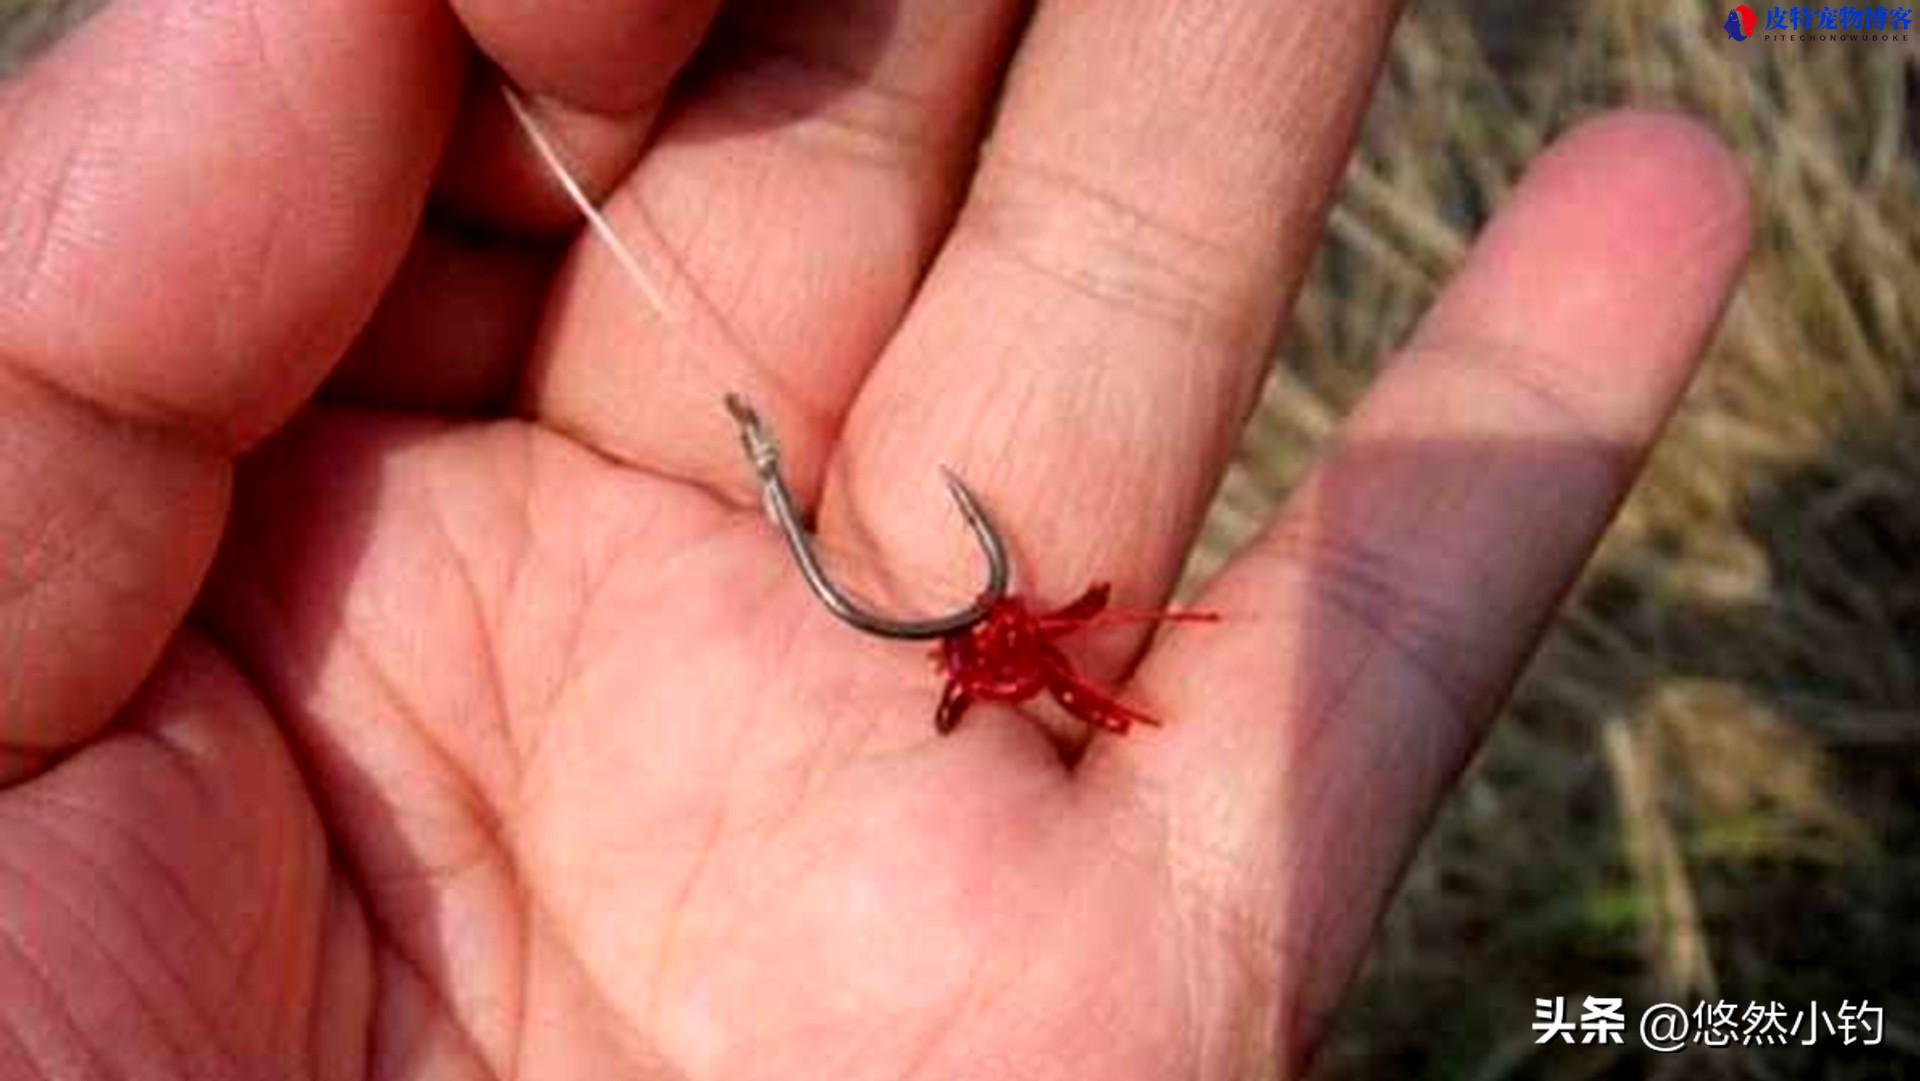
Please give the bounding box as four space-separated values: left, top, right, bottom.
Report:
0 1 1750 1078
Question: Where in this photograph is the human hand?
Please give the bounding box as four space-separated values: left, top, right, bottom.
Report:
0 1 1749 1078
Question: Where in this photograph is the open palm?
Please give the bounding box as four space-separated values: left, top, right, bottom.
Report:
0 1 1749 1078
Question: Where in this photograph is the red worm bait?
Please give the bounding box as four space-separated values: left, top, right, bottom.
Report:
933 582 1219 735
725 394 1215 736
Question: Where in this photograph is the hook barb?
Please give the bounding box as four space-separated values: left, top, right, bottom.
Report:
724 394 1010 640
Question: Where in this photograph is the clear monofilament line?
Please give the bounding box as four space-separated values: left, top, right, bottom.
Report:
500 82 674 325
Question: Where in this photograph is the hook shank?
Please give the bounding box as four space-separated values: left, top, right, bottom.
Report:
724 394 1010 640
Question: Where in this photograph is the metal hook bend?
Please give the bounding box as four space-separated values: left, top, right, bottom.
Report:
724 394 1010 640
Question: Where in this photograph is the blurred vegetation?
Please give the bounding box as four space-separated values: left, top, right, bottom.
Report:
1190 2 1918 1077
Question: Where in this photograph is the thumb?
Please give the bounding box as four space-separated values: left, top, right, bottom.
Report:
0 0 462 778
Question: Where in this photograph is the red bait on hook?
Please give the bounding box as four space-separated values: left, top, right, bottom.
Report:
725 394 1216 736
933 582 1219 735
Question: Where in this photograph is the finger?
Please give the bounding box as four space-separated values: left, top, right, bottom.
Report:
1103 113 1751 1060
432 0 726 236
824 0 1400 620
0 0 461 772
522 0 1031 502
451 0 719 113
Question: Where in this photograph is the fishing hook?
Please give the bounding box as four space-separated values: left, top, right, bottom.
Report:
724 393 1010 640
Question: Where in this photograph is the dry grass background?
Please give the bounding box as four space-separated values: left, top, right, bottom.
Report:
0 0 1913 1076
1203 3 1920 1078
